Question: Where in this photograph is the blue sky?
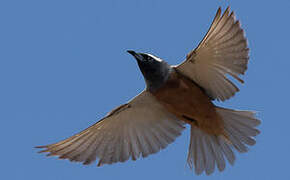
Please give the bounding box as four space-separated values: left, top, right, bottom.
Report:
1 0 289 179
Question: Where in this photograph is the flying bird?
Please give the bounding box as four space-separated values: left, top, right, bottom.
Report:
36 7 260 175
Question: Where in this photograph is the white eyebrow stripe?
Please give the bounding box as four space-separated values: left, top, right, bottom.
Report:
148 54 163 62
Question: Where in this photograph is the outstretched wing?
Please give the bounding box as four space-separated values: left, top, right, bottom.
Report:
36 91 185 166
176 7 249 101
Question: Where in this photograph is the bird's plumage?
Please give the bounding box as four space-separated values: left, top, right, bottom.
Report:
128 51 172 92
37 7 260 176
36 91 185 166
176 7 249 101
187 107 260 175
152 69 225 136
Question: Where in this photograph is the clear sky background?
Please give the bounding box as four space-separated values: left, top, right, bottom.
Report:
1 0 289 179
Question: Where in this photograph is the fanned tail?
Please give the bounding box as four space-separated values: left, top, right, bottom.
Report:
187 106 260 175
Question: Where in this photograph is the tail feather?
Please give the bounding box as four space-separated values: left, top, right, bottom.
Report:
218 135 235 165
187 106 260 175
209 135 225 172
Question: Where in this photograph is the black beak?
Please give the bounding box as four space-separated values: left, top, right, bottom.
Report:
127 50 143 61
127 50 136 56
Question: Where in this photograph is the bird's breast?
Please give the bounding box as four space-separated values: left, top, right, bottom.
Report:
151 69 224 135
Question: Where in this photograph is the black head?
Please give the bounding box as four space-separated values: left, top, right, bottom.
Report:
127 50 171 92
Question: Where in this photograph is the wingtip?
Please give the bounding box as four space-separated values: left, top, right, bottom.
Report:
225 6 231 12
216 7 222 16
35 145 51 154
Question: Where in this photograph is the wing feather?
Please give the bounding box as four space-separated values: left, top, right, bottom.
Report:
176 7 249 101
36 91 185 166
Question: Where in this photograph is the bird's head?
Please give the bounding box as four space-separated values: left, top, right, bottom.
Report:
127 50 171 92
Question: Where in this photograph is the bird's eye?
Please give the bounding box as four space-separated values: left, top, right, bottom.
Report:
141 54 152 62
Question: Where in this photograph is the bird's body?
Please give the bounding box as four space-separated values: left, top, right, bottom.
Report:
152 68 224 136
36 7 260 175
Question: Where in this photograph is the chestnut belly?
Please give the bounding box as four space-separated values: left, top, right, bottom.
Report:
151 70 224 135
